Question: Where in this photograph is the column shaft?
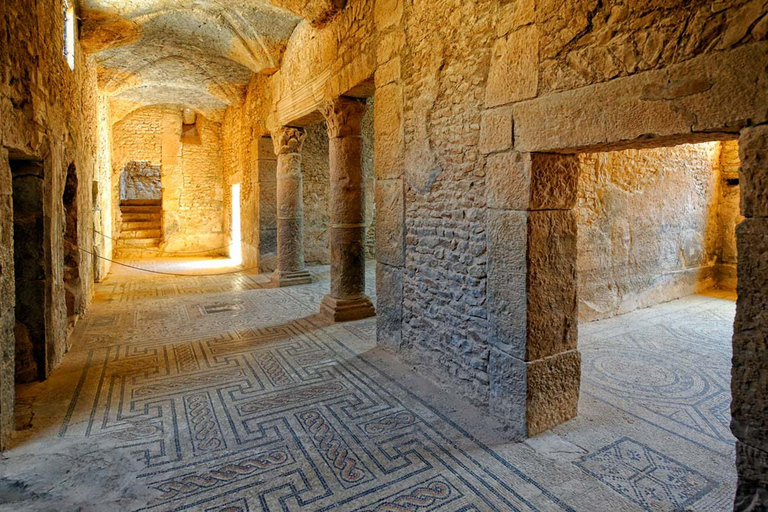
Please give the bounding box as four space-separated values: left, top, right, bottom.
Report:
271 127 311 287
320 97 375 321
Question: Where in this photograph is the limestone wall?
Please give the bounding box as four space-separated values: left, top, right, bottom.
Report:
0 0 104 447
252 0 766 434
576 142 725 322
302 123 332 264
219 0 768 501
112 106 227 254
716 140 743 289
300 104 375 265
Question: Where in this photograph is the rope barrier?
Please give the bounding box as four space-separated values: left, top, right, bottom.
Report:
93 228 258 255
66 239 267 277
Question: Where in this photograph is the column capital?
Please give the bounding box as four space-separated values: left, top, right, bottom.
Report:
272 126 306 155
322 97 367 138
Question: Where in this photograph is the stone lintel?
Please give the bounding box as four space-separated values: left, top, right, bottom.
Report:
513 42 768 154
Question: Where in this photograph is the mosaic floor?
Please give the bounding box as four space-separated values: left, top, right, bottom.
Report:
1 259 737 511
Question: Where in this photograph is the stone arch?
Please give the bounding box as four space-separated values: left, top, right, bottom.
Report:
62 162 80 320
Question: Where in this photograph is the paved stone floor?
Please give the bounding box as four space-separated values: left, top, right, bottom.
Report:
1 258 737 511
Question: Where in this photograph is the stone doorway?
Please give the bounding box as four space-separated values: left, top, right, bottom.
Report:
62 162 80 323
10 159 48 384
117 161 163 254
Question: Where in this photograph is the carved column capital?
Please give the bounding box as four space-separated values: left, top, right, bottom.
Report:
272 126 306 155
322 97 366 138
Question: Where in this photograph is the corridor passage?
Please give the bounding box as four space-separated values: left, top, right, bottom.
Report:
1 260 736 512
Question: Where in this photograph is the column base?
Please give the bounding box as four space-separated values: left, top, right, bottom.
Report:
320 294 376 322
271 269 312 287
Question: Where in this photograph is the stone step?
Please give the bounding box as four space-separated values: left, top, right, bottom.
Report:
120 199 162 207
120 229 162 239
121 220 162 231
121 212 161 222
116 237 161 247
120 205 162 214
113 247 164 259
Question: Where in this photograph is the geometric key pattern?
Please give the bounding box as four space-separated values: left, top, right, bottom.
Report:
58 262 581 512
574 437 714 512
7 259 732 512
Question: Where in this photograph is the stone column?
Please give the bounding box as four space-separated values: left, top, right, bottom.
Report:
732 124 768 510
320 97 375 322
271 127 311 287
486 151 581 439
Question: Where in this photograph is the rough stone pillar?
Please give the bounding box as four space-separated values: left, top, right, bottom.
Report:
320 97 376 322
0 150 14 449
732 124 768 510
243 135 278 271
271 127 311 287
486 151 581 439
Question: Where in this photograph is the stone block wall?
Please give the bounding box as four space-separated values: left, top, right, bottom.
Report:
1 0 104 447
576 142 729 322
302 122 332 264
112 106 227 254
732 124 768 509
716 140 744 290
213 0 768 504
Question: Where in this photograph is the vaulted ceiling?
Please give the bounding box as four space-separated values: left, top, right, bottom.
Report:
80 0 344 119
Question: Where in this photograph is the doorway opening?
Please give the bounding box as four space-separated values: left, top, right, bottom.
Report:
230 182 242 263
63 162 80 323
11 159 47 384
574 140 740 493
117 161 163 251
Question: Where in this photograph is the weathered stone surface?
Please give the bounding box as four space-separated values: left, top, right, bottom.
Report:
488 347 580 439
487 152 578 211
537 0 768 94
376 262 404 350
487 209 527 358
526 350 581 437
576 142 731 321
374 83 404 179
514 42 768 153
479 109 513 154
485 24 539 108
734 441 768 510
487 208 577 361
496 0 535 37
321 97 375 320
526 210 577 360
79 10 142 54
375 178 404 266
374 0 402 30
272 126 311 287
739 124 768 218
488 348 527 439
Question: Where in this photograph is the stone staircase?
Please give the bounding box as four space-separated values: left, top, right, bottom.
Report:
116 199 162 257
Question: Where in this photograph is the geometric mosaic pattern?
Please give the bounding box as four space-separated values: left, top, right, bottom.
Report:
575 437 714 512
580 300 737 458
6 259 738 512
57 261 578 512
